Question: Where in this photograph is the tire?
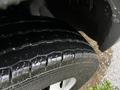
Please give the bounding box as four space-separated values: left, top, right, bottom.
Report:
0 16 99 90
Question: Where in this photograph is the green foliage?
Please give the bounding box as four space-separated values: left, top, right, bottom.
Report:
88 81 114 90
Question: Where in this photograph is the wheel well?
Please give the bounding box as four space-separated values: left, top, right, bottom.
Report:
46 0 112 51
0 0 113 51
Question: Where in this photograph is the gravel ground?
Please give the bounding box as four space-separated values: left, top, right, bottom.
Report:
103 40 120 89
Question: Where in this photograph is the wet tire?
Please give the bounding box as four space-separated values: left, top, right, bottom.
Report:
0 16 99 90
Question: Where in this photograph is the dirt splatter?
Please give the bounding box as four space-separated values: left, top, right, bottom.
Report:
79 31 112 90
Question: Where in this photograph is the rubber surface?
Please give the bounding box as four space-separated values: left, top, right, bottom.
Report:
0 16 99 90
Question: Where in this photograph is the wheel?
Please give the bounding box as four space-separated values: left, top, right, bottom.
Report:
0 16 99 90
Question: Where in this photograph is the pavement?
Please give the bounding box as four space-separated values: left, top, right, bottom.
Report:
103 40 120 89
